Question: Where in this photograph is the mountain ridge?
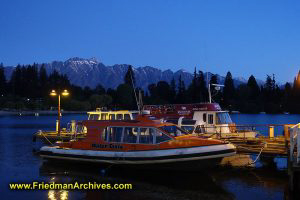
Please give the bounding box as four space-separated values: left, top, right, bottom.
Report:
2 57 263 90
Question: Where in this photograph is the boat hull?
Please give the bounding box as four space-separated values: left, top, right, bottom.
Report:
40 144 236 170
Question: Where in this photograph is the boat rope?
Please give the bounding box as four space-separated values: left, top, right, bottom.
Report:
40 132 54 145
102 152 125 173
248 144 265 166
232 142 267 166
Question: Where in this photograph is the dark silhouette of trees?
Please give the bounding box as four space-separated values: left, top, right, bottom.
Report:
0 61 298 113
0 63 6 95
223 71 235 110
124 65 135 86
176 75 186 103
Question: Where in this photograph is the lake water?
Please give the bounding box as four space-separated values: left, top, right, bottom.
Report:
0 113 299 200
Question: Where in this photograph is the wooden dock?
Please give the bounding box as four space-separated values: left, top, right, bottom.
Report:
225 123 300 192
211 124 296 157
228 136 288 156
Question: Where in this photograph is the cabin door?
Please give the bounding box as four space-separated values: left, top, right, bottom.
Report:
205 113 216 134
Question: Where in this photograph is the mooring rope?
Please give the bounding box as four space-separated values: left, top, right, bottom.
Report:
232 142 267 166
40 132 54 145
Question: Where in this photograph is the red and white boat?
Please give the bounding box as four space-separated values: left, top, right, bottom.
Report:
40 115 236 170
144 103 258 138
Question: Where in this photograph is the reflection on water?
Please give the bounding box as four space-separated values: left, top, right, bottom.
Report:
48 190 69 200
40 161 235 200
0 114 299 199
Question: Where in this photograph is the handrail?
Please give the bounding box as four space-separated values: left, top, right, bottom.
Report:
290 123 300 164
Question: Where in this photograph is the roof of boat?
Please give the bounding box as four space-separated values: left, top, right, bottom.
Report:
87 109 139 115
82 115 176 128
144 103 222 112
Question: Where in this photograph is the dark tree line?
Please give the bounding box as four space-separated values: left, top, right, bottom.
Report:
0 62 299 113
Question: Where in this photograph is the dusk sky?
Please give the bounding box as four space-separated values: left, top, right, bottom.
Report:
1 0 300 83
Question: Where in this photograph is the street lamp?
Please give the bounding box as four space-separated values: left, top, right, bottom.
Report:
50 89 69 135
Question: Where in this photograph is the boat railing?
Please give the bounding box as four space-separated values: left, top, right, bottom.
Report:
289 123 300 164
194 124 293 139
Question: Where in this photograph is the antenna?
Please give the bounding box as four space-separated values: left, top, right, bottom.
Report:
138 90 144 114
129 67 140 111
209 83 224 103
207 73 212 103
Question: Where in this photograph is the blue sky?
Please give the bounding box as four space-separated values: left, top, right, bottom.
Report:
0 0 299 83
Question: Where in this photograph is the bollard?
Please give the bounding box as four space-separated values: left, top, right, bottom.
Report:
56 120 59 133
269 126 274 138
71 120 76 134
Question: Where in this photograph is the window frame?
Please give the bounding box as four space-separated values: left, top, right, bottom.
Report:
208 114 214 124
102 126 171 145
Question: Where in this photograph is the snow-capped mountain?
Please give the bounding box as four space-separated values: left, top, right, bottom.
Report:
3 57 254 90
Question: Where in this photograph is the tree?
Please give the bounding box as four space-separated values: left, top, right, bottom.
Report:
116 84 135 109
0 63 6 95
170 78 176 103
89 94 112 109
95 84 105 95
39 64 48 97
247 75 260 100
9 65 22 96
198 71 207 102
124 65 135 86
223 71 235 109
176 75 186 103
187 67 198 103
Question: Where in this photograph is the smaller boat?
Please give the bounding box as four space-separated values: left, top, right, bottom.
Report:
40 115 236 170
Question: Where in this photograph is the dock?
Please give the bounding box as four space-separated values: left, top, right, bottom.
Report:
216 123 300 193
209 124 295 156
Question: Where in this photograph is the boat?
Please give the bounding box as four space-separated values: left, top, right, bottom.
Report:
39 115 236 170
144 103 258 138
34 108 140 143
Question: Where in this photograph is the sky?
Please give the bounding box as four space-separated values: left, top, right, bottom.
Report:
0 0 300 83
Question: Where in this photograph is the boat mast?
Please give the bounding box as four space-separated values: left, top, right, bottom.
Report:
129 68 143 114
207 72 212 103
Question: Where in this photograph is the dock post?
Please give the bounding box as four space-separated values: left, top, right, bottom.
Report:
56 120 59 133
71 120 76 134
269 126 274 138
287 139 294 191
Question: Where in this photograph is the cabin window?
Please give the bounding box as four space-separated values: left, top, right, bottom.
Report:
195 125 205 134
181 126 194 133
182 119 196 125
160 126 188 137
89 114 99 120
139 128 155 144
208 114 214 124
203 113 207 122
123 127 138 143
101 114 107 120
156 131 172 143
107 127 123 143
109 114 115 120
102 127 109 141
216 112 233 124
124 114 131 120
117 114 123 120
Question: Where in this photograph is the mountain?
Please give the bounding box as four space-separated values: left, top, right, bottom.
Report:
3 57 257 90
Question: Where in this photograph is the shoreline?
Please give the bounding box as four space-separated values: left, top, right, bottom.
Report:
0 110 87 116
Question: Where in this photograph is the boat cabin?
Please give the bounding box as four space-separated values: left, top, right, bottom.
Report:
87 108 139 121
60 115 226 152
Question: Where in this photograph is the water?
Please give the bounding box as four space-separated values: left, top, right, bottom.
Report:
0 113 299 200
